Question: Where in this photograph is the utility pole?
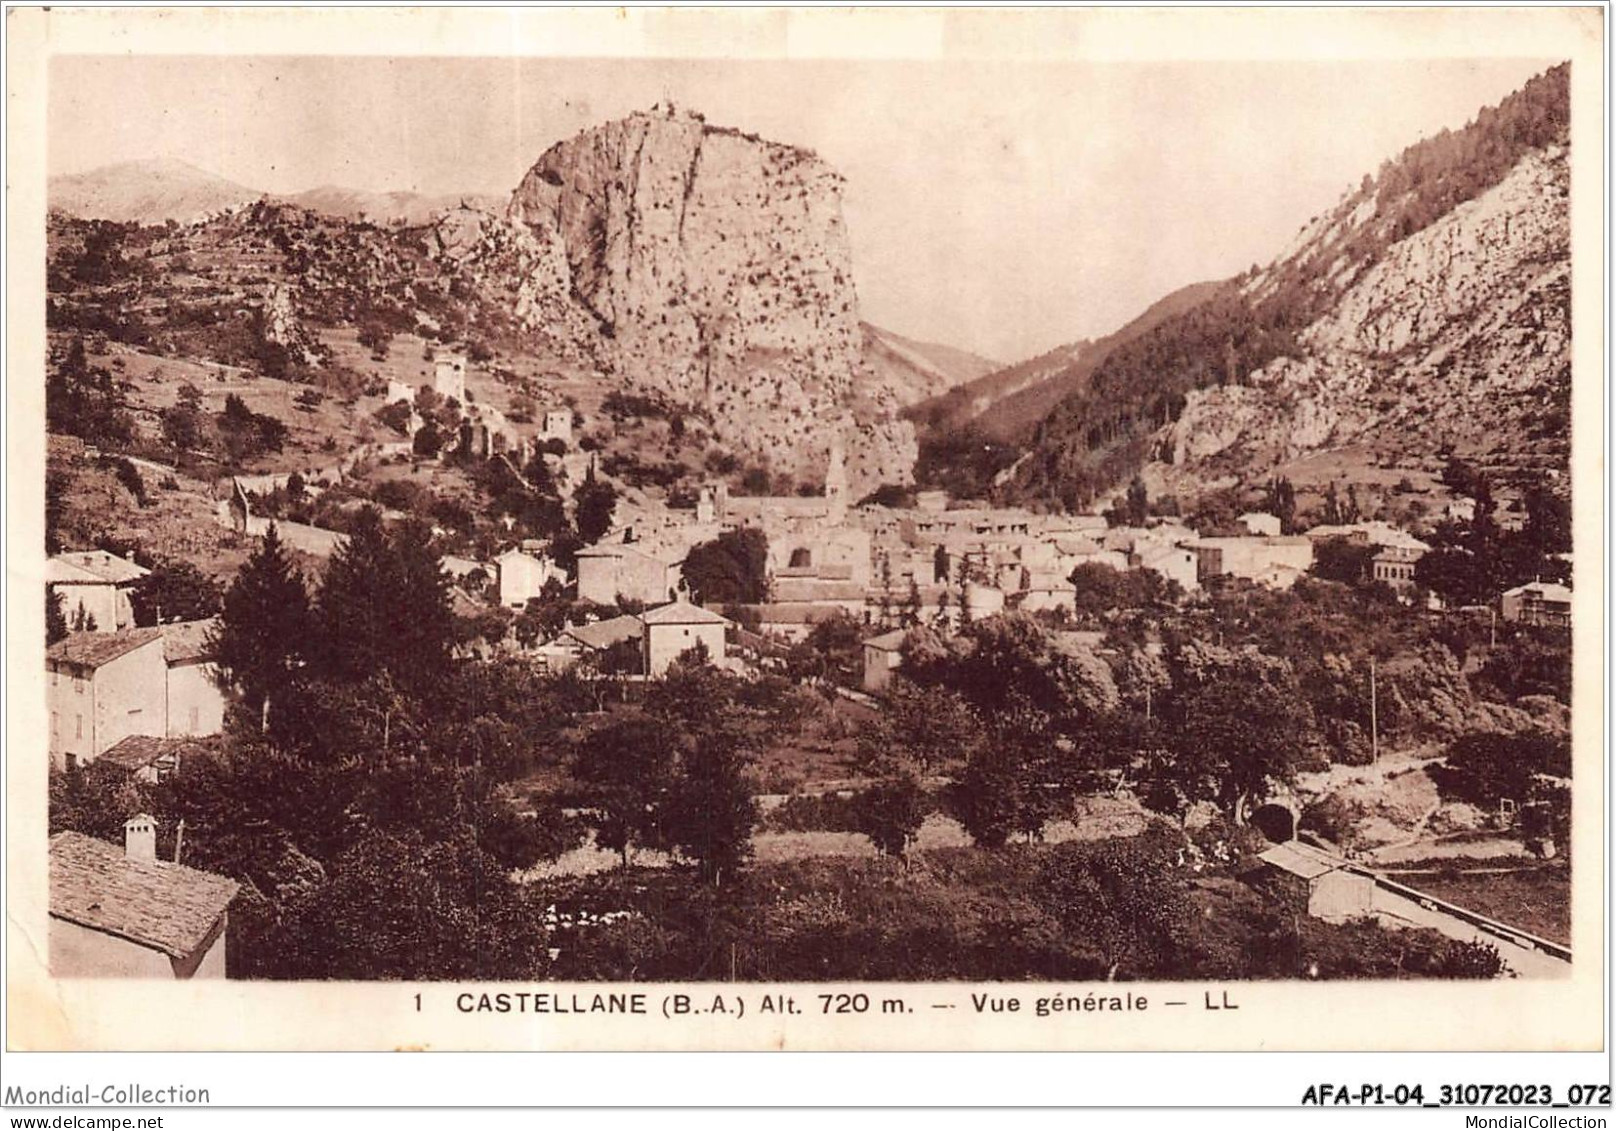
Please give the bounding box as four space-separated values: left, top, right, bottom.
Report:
1369 656 1379 763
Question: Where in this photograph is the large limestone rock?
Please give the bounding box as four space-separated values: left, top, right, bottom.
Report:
1156 142 1570 484
508 108 914 493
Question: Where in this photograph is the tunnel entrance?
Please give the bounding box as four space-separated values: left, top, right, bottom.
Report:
1250 803 1298 843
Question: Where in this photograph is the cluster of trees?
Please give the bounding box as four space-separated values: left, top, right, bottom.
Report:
852 571 1566 862
467 452 571 548
209 513 454 742
129 559 223 626
1368 64 1568 241
49 220 134 289
1014 285 1299 509
1068 562 1181 625
913 426 1021 501
1103 476 1152 527
1437 730 1569 810
573 462 618 545
841 616 1128 853
570 662 759 885
161 389 288 468
1416 465 1571 606
539 832 1504 982
682 527 769 605
50 514 610 978
46 338 135 448
1433 727 1571 857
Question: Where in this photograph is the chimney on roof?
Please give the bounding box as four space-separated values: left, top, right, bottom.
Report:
124 814 157 862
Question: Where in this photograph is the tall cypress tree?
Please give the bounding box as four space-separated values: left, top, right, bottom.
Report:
210 524 311 732
574 461 618 545
46 588 69 646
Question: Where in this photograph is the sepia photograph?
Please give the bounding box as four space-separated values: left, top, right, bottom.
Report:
4 6 1605 1063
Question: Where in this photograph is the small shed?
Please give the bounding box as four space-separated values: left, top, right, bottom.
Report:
1250 841 1374 922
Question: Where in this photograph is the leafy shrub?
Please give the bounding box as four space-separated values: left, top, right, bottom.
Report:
758 792 864 834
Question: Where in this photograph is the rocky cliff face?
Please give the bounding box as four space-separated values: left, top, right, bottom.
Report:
508 109 914 493
1161 140 1569 484
997 64 1569 512
425 205 605 368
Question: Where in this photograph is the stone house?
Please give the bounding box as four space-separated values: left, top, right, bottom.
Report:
98 734 197 784
575 542 684 607
47 550 149 632
49 820 238 979
1132 544 1200 593
433 354 467 403
48 629 168 771
1500 581 1572 627
771 574 867 614
742 602 849 644
1371 545 1426 592
861 628 907 693
496 548 564 608
159 619 227 739
1189 536 1315 587
47 621 225 771
1014 568 1077 614
639 600 730 676
558 614 646 668
1238 512 1284 537
441 555 488 585
541 409 574 443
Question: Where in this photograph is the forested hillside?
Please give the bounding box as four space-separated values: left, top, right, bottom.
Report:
1005 63 1571 511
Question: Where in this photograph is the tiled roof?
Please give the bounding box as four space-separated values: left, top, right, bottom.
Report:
863 629 907 651
1506 582 1572 603
47 627 163 670
49 830 239 959
46 558 112 585
639 600 731 627
563 615 643 650
48 550 149 585
100 734 194 772
775 564 856 581
771 578 867 603
158 618 218 666
1258 840 1342 881
756 603 845 626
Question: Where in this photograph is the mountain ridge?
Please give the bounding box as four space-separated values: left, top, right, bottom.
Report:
999 62 1571 511
49 158 508 228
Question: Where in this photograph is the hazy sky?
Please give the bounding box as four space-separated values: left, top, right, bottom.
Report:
51 55 1553 361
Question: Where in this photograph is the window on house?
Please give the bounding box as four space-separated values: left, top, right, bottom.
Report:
188 706 199 731
75 677 84 695
65 753 78 773
75 715 83 739
51 712 58 735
